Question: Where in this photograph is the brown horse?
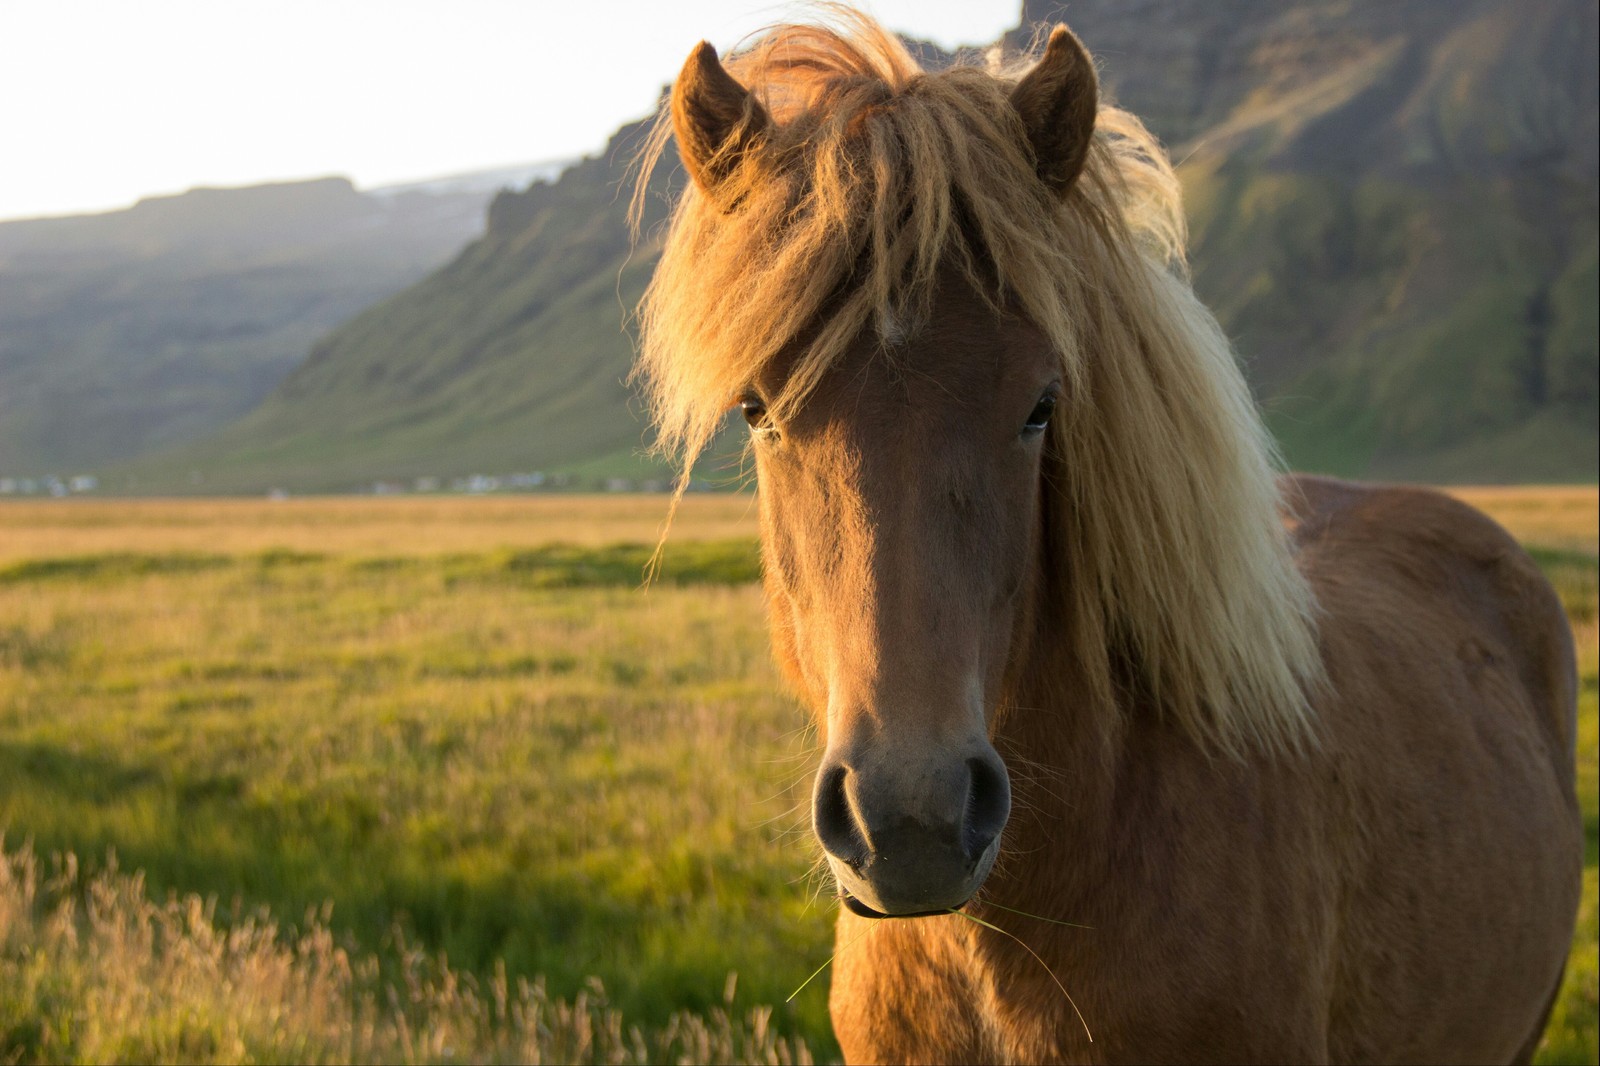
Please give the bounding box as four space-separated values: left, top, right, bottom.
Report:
633 10 1582 1063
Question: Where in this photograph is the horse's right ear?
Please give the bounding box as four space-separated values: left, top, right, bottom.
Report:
1010 26 1098 196
672 41 769 203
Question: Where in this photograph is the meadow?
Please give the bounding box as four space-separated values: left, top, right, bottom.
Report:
0 491 1594 1064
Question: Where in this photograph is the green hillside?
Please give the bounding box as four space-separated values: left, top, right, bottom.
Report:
106 125 675 494
1208 172 1597 482
119 0 1597 492
0 177 517 476
1142 0 1600 481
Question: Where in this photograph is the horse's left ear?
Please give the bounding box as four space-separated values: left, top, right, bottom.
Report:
1010 26 1098 196
672 40 770 203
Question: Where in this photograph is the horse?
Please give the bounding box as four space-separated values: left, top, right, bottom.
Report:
631 10 1582 1063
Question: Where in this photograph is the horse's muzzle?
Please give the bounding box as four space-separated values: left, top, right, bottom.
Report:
812 745 1010 917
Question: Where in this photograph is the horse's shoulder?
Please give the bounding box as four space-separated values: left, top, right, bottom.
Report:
1279 473 1577 761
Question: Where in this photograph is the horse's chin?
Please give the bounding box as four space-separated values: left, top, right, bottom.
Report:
840 891 960 920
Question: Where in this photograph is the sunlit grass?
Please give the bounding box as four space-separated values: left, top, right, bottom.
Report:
0 492 1593 1063
1540 614 1598 1066
3 485 1582 559
0 845 814 1065
1447 485 1599 555
0 494 761 562
0 552 834 1057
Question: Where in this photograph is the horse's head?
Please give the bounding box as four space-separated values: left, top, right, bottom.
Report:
640 12 1319 918
660 24 1099 917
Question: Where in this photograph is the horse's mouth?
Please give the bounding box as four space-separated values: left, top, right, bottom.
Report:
841 890 965 920
829 829 1001 919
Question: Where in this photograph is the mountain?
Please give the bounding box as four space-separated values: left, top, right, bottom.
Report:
113 1 1600 491
1014 0 1597 481
0 168 563 476
107 127 677 493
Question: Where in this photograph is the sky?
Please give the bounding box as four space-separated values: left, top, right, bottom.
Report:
0 0 1021 222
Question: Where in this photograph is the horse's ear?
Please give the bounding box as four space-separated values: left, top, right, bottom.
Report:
1010 26 1098 196
672 41 769 202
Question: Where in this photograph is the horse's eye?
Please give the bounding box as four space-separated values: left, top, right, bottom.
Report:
740 397 771 432
1022 393 1056 437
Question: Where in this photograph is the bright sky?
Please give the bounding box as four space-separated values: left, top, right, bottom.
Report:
0 0 1021 222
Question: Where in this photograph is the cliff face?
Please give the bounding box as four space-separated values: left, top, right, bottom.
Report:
1014 0 1597 478
1015 0 1595 179
129 2 1598 491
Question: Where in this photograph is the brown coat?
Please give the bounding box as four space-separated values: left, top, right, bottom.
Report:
823 475 1579 1063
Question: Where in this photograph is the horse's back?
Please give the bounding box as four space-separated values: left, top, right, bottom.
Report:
1282 474 1581 1063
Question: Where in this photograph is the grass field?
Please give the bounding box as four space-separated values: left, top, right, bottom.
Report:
2 485 1587 560
0 491 1594 1064
0 494 763 562
1445 486 1600 555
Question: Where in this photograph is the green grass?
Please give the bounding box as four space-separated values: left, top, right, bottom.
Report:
0 529 1594 1063
0 550 836 1059
0 539 761 590
0 844 815 1064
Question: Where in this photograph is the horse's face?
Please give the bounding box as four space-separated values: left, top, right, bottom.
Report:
665 25 1100 917
750 282 1059 917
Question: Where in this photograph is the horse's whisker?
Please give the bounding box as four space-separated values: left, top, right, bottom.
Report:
979 899 1093 930
951 910 1093 1044
786 910 875 1003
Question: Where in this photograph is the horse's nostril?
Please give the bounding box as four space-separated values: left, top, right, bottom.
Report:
813 762 868 867
964 754 1011 861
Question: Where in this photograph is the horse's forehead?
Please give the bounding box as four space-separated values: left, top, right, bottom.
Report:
874 304 911 347
871 290 1035 391
796 310 1036 439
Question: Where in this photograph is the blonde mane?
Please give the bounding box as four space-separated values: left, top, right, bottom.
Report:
633 9 1323 755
